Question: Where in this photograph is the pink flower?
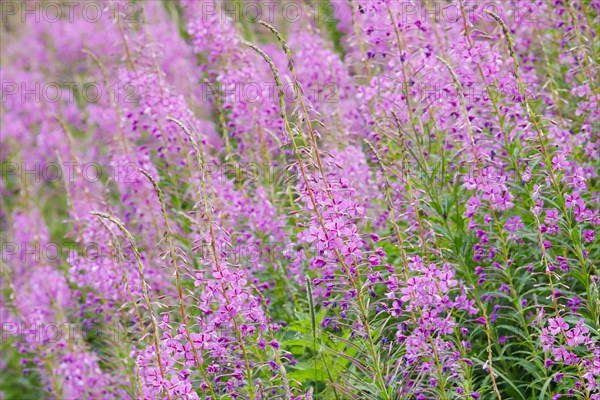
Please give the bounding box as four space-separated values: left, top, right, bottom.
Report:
564 191 581 209
548 317 569 335
551 153 566 171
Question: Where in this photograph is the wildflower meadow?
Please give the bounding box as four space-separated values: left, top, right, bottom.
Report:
0 0 599 399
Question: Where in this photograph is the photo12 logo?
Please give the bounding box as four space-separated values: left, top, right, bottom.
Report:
394 1 539 24
1 161 144 184
199 81 340 105
196 1 338 24
1 240 137 265
0 0 143 24
1 322 141 345
1 1 142 24
1 81 138 104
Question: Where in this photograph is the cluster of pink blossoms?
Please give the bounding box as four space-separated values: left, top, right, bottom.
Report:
1 0 598 399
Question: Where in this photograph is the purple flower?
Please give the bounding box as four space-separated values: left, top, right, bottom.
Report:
583 229 595 243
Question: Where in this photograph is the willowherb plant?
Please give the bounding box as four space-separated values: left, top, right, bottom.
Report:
1 1 598 399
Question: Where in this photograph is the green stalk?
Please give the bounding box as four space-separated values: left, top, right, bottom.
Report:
90 211 172 400
137 168 218 398
246 40 391 400
167 117 257 400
